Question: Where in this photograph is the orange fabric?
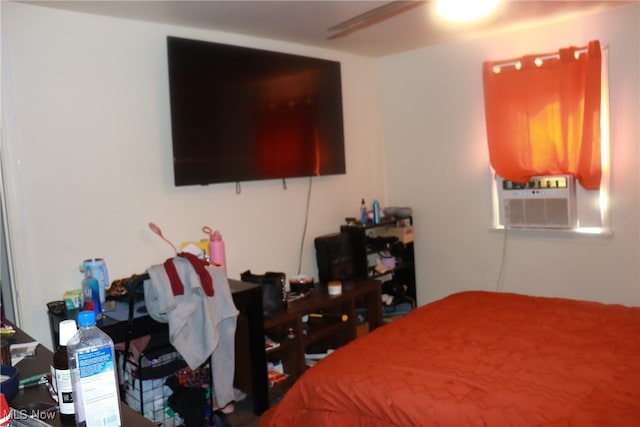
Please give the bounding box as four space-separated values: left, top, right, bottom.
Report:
260 291 640 426
483 40 602 190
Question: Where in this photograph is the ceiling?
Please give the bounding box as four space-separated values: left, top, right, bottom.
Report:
17 1 632 57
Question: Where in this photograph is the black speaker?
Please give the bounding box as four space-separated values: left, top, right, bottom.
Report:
314 232 355 284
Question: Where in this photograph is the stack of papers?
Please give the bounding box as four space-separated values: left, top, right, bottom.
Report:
11 341 38 365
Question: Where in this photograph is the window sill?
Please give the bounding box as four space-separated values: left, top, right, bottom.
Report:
488 226 614 237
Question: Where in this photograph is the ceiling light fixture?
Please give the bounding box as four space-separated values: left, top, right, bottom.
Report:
435 0 501 23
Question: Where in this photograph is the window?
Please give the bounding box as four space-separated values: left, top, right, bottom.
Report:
483 41 610 232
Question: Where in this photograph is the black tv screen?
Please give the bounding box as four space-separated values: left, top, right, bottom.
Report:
166 36 346 186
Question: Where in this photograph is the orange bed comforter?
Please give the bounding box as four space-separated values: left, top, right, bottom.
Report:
259 291 640 426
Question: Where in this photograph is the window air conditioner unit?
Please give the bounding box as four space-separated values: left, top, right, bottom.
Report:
497 175 577 229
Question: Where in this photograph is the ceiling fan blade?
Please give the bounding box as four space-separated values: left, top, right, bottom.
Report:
327 1 426 40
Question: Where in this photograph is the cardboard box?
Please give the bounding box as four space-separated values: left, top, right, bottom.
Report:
356 322 370 338
63 289 82 310
377 225 414 243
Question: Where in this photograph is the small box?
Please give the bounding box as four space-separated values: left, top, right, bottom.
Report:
63 289 82 310
396 217 412 227
356 322 370 338
377 225 414 244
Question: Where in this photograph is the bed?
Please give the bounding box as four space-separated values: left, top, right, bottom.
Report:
259 290 640 426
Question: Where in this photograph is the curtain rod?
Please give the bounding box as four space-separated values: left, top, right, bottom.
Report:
491 43 608 70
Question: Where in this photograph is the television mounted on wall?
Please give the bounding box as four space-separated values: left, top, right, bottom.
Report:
166 36 346 186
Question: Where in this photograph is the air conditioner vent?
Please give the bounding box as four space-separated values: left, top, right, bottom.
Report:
498 175 577 229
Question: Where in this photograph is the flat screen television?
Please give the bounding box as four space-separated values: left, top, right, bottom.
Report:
166 36 346 186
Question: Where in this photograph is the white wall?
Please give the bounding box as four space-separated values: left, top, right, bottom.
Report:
379 4 640 306
3 2 639 350
1 3 387 349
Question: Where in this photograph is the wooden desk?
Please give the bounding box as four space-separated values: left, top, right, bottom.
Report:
261 278 383 404
47 279 269 415
8 325 155 426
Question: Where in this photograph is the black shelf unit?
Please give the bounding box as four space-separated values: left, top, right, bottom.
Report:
340 216 416 309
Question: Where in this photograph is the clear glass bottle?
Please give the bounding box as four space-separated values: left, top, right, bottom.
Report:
67 311 121 427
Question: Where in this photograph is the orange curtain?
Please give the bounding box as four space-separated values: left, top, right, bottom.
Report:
483 40 602 190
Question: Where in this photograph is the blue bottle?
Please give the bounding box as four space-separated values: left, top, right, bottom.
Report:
360 199 368 225
81 268 101 319
373 199 381 224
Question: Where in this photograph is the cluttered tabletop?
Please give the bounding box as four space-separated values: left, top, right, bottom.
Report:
1 321 155 426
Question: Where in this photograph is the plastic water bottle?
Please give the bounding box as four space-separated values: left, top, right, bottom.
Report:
81 268 101 320
209 230 227 274
54 319 78 424
67 310 121 427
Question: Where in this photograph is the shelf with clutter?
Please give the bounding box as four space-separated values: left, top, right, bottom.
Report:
261 279 382 405
340 207 417 321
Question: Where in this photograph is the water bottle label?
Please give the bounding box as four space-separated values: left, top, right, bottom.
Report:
77 347 121 427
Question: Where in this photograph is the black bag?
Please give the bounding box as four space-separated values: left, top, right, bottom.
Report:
240 270 287 317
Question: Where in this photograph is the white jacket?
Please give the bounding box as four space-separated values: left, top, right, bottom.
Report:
144 256 239 407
